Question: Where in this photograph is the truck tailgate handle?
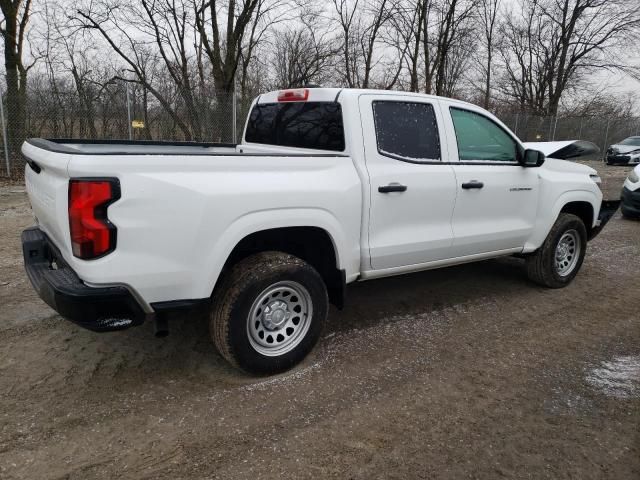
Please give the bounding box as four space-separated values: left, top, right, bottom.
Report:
461 180 484 189
378 183 407 193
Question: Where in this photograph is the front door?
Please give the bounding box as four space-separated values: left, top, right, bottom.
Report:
443 104 539 257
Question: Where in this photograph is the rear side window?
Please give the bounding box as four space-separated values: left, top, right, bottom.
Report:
245 102 345 151
372 101 441 162
450 108 518 162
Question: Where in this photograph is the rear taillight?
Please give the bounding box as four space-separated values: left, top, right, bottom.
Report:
278 88 309 102
68 179 120 259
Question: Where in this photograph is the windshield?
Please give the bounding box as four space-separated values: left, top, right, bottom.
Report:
245 102 345 152
619 137 640 146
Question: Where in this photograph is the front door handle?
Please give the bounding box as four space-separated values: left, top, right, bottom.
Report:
461 180 484 190
378 183 408 193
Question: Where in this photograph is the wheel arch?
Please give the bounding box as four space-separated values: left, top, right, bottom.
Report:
203 208 353 309
559 201 595 237
524 190 600 253
220 226 346 308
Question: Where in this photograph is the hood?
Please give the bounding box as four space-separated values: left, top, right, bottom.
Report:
540 157 597 175
608 144 640 154
522 140 599 160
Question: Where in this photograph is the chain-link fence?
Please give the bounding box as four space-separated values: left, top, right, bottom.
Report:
500 113 640 160
2 87 640 177
0 86 250 177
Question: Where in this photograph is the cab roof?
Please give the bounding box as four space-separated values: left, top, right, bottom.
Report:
256 87 477 109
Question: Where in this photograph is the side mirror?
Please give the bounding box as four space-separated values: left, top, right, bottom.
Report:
522 149 545 167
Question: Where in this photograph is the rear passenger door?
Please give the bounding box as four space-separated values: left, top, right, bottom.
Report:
442 103 539 257
359 94 457 270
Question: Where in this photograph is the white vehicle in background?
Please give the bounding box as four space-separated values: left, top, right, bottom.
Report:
621 165 640 219
21 88 619 374
606 136 640 165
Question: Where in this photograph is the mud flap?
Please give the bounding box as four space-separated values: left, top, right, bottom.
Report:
588 200 621 240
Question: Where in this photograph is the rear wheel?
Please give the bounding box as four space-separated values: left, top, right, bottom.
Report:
526 213 587 288
210 251 328 374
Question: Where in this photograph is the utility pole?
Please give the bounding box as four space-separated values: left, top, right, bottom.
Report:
0 85 10 176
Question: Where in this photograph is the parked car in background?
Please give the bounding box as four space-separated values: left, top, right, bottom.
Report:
606 136 640 165
621 165 640 219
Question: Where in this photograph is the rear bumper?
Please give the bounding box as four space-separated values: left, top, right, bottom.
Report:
621 187 640 218
588 200 620 240
21 227 148 332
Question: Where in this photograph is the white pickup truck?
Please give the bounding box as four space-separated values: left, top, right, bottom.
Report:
22 88 619 374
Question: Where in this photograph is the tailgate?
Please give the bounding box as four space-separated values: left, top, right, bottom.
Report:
22 140 72 256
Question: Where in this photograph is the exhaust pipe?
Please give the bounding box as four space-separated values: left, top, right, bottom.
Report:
154 315 169 338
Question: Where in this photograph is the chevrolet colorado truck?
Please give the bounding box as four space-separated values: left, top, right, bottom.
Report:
21 88 619 374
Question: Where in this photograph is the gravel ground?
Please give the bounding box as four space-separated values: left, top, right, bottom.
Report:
0 161 638 479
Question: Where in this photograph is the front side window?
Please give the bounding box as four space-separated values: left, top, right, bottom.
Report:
245 102 345 151
372 101 441 162
450 108 519 162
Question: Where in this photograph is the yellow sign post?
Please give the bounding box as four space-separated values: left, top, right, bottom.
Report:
131 120 145 129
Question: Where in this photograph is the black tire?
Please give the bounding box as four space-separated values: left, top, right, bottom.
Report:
526 213 587 288
210 251 328 375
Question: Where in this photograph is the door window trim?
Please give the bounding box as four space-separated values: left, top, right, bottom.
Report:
449 106 523 165
372 100 442 165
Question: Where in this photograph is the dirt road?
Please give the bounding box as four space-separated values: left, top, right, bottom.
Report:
1 162 639 479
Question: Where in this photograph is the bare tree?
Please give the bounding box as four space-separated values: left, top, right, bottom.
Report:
332 0 397 89
429 0 477 96
0 0 33 153
195 0 289 140
272 21 336 88
499 0 640 115
542 0 640 115
477 0 499 108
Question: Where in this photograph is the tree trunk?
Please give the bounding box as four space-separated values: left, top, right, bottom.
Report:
214 89 234 143
483 49 492 109
2 7 27 157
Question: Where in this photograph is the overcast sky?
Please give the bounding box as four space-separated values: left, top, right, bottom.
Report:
2 0 639 100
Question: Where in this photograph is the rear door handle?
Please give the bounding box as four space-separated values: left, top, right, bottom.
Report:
461 180 484 190
378 183 408 193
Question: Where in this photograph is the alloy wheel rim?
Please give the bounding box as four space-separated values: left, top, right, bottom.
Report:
246 281 313 356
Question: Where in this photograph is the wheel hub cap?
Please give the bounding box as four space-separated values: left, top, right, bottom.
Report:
262 300 290 330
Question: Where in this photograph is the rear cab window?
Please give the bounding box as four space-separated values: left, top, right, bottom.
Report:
372 101 441 162
245 102 345 152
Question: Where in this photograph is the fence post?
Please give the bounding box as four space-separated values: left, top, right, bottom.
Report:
0 85 10 177
602 118 610 162
232 77 237 143
552 116 558 141
513 113 519 136
126 81 133 141
578 117 583 138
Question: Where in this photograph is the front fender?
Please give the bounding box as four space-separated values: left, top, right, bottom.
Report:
523 190 600 252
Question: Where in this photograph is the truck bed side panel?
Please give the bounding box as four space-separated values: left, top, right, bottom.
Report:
63 154 362 304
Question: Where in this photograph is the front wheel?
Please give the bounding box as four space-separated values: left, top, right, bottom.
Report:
526 213 587 288
210 251 328 374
